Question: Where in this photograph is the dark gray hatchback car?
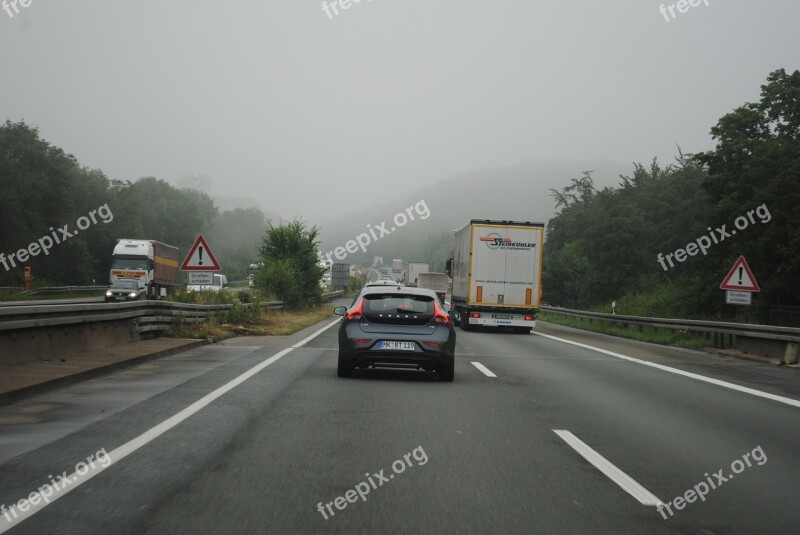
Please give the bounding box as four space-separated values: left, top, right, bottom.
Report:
334 287 456 381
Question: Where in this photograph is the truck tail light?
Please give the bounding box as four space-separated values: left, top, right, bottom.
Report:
525 315 533 321
471 312 480 319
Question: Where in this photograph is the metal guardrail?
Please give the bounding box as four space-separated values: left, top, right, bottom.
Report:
18 285 107 295
0 291 346 334
0 301 231 333
539 306 800 343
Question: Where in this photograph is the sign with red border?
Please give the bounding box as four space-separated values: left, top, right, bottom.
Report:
720 256 759 292
181 235 221 271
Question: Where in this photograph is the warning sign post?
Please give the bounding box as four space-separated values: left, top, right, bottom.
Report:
181 235 222 271
720 256 759 307
725 291 752 306
719 256 759 292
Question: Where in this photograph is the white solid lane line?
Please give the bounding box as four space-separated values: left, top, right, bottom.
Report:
554 429 663 507
471 361 497 377
535 332 800 409
0 319 342 534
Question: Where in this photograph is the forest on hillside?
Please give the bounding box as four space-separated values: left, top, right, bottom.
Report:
0 122 267 285
542 69 800 323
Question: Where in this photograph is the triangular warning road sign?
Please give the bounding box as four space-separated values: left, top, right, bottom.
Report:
720 256 759 292
181 235 222 271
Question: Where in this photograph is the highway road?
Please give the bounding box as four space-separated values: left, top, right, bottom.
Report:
1 300 798 534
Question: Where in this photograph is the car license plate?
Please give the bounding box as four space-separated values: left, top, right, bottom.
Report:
378 341 415 351
495 314 512 319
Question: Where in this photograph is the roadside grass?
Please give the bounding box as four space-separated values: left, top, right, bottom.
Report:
539 312 710 349
168 304 336 339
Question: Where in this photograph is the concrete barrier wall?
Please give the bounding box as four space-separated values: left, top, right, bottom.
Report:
0 319 145 366
0 292 344 366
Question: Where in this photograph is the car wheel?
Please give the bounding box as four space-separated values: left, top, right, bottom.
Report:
438 362 454 382
337 352 354 378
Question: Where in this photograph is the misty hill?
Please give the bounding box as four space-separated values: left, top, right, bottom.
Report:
312 158 631 269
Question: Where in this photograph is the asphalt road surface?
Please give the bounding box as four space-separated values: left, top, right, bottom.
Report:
1 301 798 534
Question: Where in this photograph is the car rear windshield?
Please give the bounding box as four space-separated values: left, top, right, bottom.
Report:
362 294 435 324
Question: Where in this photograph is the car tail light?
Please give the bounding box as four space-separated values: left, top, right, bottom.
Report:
345 298 364 321
433 301 451 325
354 339 371 346
422 341 441 348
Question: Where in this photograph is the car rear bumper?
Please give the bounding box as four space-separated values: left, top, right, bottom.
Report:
352 351 453 370
339 339 454 370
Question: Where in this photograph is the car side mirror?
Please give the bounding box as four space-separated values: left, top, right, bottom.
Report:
334 306 347 316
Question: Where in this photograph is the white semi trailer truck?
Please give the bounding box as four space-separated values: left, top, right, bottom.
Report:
446 220 544 333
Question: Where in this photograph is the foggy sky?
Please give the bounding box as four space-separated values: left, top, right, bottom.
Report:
2 0 798 222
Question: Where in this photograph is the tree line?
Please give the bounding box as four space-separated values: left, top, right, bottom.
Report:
0 121 267 286
542 69 800 323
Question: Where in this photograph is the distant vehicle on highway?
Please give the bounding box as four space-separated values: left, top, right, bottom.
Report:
110 239 179 299
334 286 455 381
187 273 227 293
417 272 449 305
349 280 403 304
407 262 430 287
448 220 544 333
105 279 145 302
247 263 263 287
